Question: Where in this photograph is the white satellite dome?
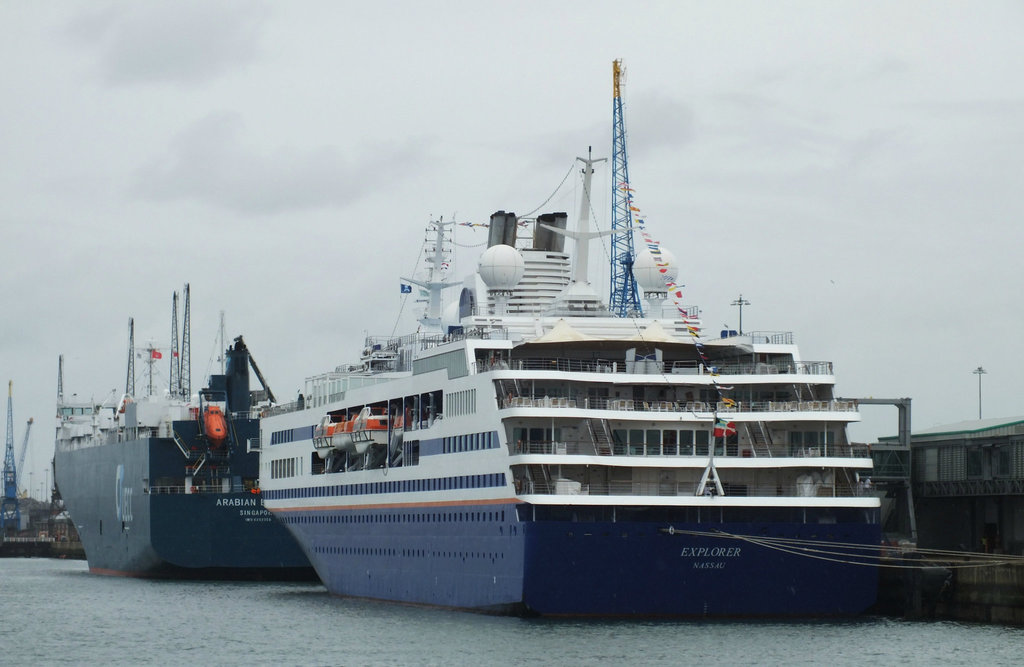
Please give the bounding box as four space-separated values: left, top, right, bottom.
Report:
633 246 678 291
478 244 525 289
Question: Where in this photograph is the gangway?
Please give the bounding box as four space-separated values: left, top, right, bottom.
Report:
838 397 916 540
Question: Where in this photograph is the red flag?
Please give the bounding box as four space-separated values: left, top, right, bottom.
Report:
713 420 736 438
151 350 163 359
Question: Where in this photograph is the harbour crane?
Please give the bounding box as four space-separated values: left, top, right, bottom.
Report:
15 418 33 497
609 58 643 317
2 381 20 534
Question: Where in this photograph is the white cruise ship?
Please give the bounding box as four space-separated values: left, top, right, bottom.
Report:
259 157 880 615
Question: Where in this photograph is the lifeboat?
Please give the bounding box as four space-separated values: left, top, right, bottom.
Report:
313 407 392 458
204 405 228 446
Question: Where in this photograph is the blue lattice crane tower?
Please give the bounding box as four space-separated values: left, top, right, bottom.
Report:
609 59 643 318
2 380 21 534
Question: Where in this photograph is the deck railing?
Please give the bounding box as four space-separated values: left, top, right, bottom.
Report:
481 358 832 376
148 484 252 495
517 479 861 498
511 439 871 459
501 396 857 414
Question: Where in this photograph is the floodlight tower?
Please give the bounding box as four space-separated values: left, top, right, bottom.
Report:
2 381 20 534
609 59 643 318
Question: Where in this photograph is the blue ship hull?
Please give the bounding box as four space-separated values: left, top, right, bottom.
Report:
55 431 314 580
276 502 879 616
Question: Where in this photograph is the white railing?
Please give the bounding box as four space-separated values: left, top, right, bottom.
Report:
502 396 858 414
510 439 871 459
517 480 859 498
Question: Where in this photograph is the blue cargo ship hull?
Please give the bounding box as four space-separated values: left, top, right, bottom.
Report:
275 502 879 616
55 434 314 580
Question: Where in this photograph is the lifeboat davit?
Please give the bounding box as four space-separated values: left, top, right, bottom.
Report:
204 405 228 445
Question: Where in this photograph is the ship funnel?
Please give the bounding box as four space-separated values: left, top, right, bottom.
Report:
223 337 251 413
487 211 518 248
533 212 567 252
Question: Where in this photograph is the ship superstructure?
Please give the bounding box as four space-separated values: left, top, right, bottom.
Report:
258 154 880 615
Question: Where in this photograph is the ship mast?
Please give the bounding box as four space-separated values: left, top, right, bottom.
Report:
217 311 226 375
540 148 615 315
400 219 459 333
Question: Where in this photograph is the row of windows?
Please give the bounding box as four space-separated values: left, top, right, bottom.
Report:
442 430 497 453
59 406 93 416
447 388 477 417
413 349 468 378
312 545 506 561
270 457 300 479
917 442 1024 481
285 509 508 525
270 425 314 446
266 473 507 500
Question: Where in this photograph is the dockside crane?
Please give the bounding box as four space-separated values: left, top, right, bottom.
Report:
15 417 33 497
609 59 643 318
2 381 20 534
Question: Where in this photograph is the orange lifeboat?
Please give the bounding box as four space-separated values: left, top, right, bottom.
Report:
313 407 397 459
204 405 228 445
362 408 390 431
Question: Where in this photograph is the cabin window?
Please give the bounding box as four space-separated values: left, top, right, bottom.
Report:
662 429 678 455
646 430 662 455
628 429 644 455
695 430 710 455
676 429 694 455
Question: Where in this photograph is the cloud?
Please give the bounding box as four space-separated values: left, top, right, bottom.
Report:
66 1 267 85
626 91 696 156
130 113 428 214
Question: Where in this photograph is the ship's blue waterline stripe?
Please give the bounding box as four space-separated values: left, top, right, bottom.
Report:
266 472 507 501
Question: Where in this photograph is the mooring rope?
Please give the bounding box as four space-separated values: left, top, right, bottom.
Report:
661 527 1024 569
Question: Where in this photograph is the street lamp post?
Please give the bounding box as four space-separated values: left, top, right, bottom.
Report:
972 366 987 419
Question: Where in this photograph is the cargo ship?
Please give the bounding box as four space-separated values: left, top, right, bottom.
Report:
54 309 313 580
257 153 881 614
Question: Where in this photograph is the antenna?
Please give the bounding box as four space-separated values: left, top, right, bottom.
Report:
57 354 64 404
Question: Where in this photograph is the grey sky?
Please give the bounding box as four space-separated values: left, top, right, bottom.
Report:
2 1 1022 499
